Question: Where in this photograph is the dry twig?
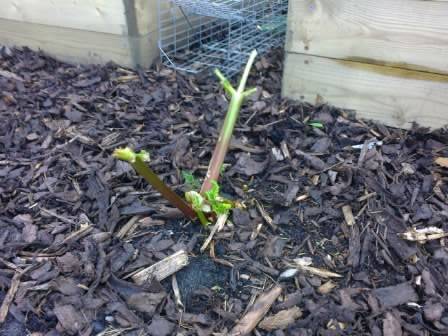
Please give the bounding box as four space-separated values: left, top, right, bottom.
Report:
255 200 277 231
116 215 140 239
0 266 32 324
230 285 282 336
200 213 228 252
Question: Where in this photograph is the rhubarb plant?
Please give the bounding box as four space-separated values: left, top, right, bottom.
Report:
113 50 257 226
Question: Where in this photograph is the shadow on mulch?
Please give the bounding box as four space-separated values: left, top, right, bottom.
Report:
0 291 25 336
0 316 26 336
0 291 56 336
171 256 229 313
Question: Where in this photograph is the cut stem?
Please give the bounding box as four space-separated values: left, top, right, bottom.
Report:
201 49 258 194
114 148 197 220
133 157 197 220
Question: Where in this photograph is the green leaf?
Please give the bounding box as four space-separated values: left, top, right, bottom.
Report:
211 201 232 215
308 120 324 129
187 180 234 218
185 191 204 211
205 180 220 201
182 170 200 190
204 181 233 215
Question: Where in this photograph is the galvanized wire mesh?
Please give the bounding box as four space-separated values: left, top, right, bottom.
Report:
158 0 288 77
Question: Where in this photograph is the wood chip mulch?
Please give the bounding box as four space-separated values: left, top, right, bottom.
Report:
1 46 448 336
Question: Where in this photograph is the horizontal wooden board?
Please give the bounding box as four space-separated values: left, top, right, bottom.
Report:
282 53 448 129
1 0 127 35
0 18 158 68
287 0 448 73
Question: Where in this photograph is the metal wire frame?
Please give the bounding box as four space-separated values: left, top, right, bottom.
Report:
158 0 288 77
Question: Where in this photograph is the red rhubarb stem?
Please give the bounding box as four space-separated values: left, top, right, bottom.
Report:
113 148 197 220
133 157 197 220
200 50 258 194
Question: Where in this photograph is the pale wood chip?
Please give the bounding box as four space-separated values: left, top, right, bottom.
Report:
435 157 448 168
318 280 337 294
280 141 291 159
116 215 140 239
0 265 32 323
259 306 302 331
399 227 448 243
342 205 355 226
130 250 189 285
230 285 282 336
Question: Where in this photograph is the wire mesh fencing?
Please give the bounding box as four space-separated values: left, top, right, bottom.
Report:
158 0 288 77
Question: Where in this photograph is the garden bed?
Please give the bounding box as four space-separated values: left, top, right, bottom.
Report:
1 46 448 336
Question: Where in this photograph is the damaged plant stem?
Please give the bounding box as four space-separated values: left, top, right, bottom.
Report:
113 148 197 221
200 49 258 194
113 50 258 226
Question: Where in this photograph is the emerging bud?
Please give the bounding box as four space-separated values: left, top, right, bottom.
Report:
113 147 150 163
136 150 150 162
113 147 136 163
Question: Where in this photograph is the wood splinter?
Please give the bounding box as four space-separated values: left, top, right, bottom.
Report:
342 205 355 226
129 250 189 285
0 265 32 324
229 285 283 336
0 272 21 324
200 213 228 252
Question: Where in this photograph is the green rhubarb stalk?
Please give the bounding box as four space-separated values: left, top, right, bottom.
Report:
113 147 197 220
200 49 258 194
196 210 209 226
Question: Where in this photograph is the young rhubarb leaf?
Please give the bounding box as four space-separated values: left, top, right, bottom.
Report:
182 170 201 191
185 191 211 226
204 181 233 216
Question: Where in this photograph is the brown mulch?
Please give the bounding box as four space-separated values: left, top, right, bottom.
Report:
1 45 448 336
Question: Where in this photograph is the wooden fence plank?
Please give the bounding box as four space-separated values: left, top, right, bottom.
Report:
0 18 134 66
287 0 448 73
282 53 448 129
1 0 127 35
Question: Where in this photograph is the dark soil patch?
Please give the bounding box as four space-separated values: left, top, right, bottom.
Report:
173 256 229 313
1 45 448 335
0 315 26 336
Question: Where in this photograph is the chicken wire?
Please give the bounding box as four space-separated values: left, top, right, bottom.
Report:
158 0 288 77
